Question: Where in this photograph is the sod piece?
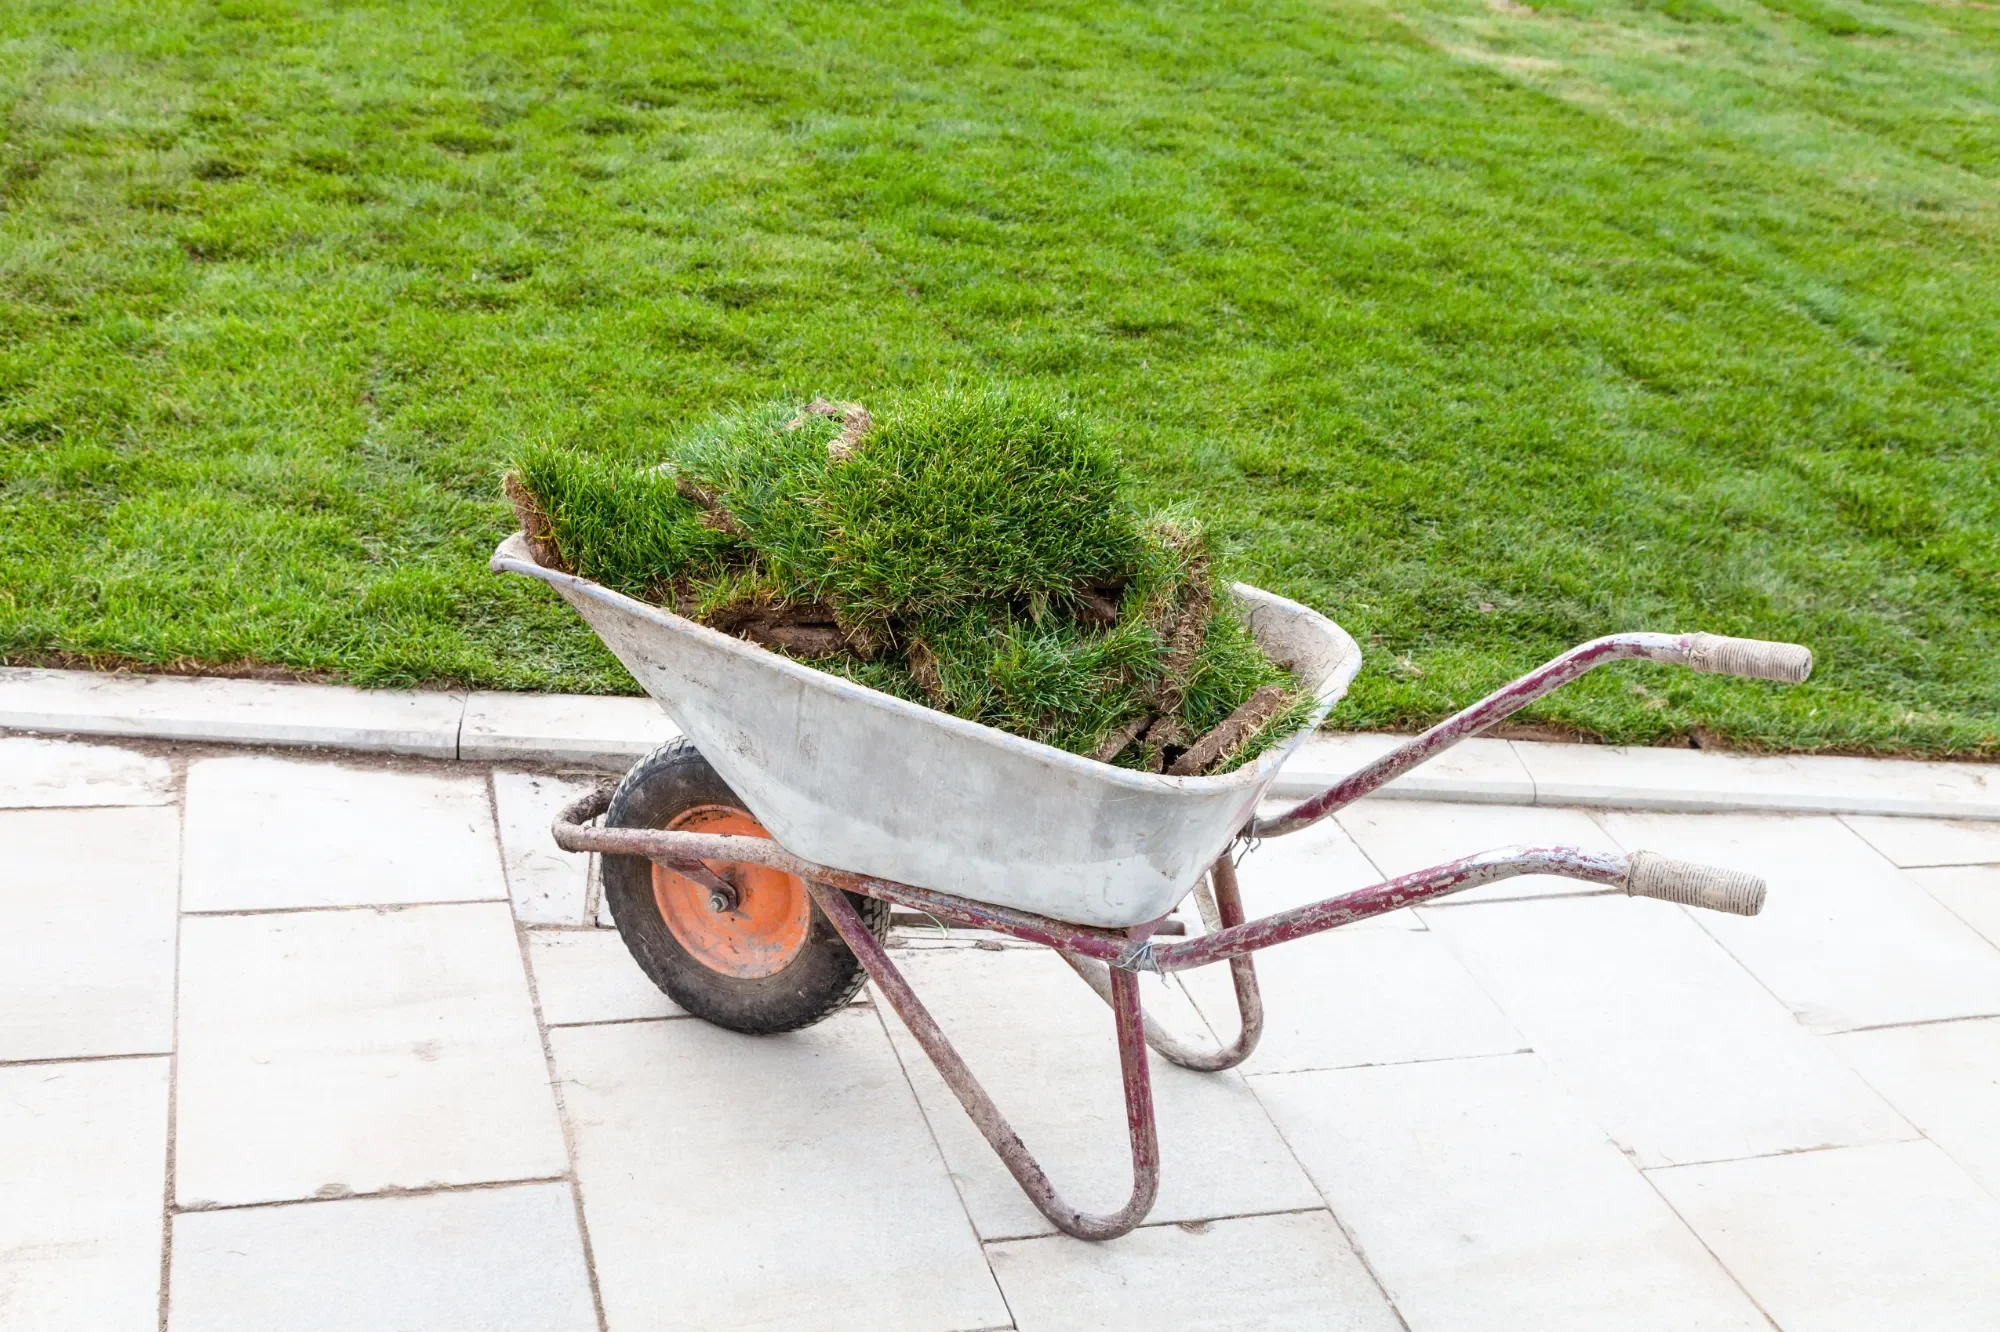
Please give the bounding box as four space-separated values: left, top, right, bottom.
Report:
509 387 1305 773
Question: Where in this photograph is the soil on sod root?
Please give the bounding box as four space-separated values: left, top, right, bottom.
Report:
507 387 1312 774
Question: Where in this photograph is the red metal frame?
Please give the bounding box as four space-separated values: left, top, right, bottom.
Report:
559 813 1632 1242
553 629 1791 1241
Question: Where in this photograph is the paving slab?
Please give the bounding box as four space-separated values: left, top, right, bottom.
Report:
493 770 599 925
0 805 179 1061
0 736 175 809
460 691 677 768
1602 811 2000 1031
1834 1018 2000 1199
552 1009 1008 1332
175 903 567 1208
181 755 505 911
1650 1139 2000 1332
1270 733 1535 804
167 1183 598 1332
986 1210 1402 1332
880 946 1323 1239
1910 864 2000 950
1422 894 1910 1167
0 1057 168 1332
1336 800 1622 904
1181 925 1524 1076
527 927 683 1025
1253 1054 1767 1331
0 666 463 757
1841 813 2000 868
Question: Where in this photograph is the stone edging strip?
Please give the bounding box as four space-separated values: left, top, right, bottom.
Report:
1 666 1993 821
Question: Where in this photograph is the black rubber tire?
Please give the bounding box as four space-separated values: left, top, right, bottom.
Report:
602 738 890 1034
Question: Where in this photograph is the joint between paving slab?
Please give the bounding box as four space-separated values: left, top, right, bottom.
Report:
545 1013 702 1030
173 1174 575 1216
505 838 612 1332
1243 1048 1537 1081
0 1049 172 1069
860 998 1013 1315
971 1199 1335 1243
181 897 510 918
1826 1012 2000 1037
1637 1165 1785 1331
159 803 186 1332
1166 951 1418 1331
1639 1136 1926 1175
1232 1068 1418 1332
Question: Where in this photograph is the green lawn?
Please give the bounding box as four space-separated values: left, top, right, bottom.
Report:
2 0 1996 755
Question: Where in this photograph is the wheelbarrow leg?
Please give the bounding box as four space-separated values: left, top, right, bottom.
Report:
1061 855 1264 1073
805 878 1160 1242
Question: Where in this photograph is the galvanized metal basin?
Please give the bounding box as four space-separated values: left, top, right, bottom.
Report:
493 533 1361 927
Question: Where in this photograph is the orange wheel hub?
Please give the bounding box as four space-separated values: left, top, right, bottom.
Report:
652 805 811 978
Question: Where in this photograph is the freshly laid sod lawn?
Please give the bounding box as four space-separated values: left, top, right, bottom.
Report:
2 0 1995 754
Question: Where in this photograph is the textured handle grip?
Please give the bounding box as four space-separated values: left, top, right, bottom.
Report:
1684 633 1813 684
1627 851 1767 916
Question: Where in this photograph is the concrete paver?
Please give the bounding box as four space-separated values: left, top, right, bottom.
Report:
167 1183 598 1332
1651 1139 2000 1332
1336 801 1623 904
1254 1054 1768 1331
0 1057 169 1332
0 806 179 1061
527 926 684 1025
1842 813 2000 869
1604 811 2000 1031
0 736 175 808
1833 1017 2000 1198
182 755 506 912
492 769 598 925
1910 864 2000 950
1181 925 1524 1075
1423 894 1912 1167
986 1210 1403 1332
553 1010 1010 1332
879 946 1323 1240
174 903 566 1208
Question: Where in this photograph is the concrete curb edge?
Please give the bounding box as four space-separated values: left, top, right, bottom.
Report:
1 666 1993 822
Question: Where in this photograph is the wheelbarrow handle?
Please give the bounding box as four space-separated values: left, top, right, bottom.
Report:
1681 633 1813 684
1625 850 1767 916
1253 630 1812 838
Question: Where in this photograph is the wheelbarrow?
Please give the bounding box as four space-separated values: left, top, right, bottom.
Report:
492 532 1811 1240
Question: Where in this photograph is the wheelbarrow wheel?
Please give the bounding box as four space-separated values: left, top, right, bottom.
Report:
601 738 890 1034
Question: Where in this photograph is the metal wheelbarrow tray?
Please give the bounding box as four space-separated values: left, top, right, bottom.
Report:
494 532 1814 1240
